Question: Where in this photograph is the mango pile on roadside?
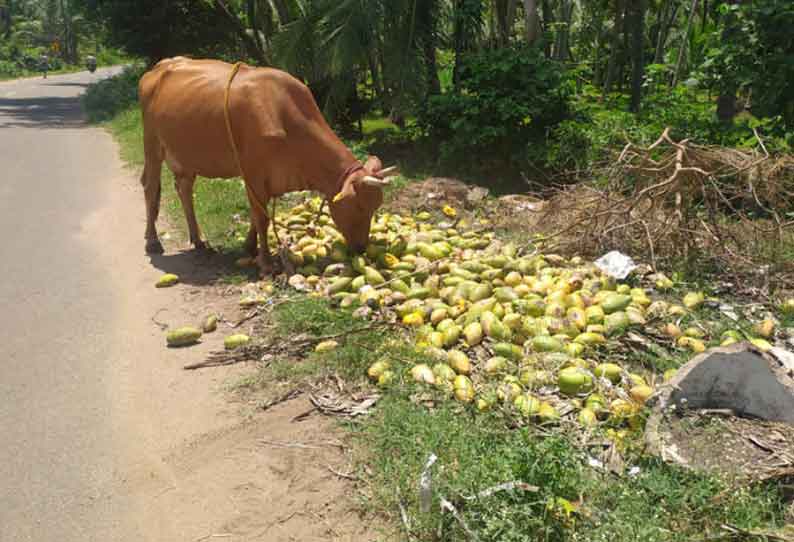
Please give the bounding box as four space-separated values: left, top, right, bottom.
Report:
194 195 794 427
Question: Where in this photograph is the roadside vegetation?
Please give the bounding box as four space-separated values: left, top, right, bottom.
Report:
225 295 787 541
81 0 794 539
0 0 128 80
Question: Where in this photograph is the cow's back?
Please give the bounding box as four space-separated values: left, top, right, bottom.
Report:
138 57 353 195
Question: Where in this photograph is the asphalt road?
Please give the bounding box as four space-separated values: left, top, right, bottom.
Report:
0 68 301 542
0 67 141 541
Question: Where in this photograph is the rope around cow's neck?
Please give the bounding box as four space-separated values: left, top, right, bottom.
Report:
223 62 283 247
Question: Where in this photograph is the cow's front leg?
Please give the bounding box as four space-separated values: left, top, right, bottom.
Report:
252 213 274 277
246 187 274 277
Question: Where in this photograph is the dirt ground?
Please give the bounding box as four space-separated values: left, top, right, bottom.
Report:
136 232 382 541
663 410 794 480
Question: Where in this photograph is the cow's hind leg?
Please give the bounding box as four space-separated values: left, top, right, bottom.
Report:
173 173 207 250
246 184 274 277
141 130 165 254
243 215 258 258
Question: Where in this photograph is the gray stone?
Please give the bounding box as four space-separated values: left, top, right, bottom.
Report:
646 343 794 458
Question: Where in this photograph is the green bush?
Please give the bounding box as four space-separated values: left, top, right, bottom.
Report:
545 85 791 174
701 0 794 130
0 60 23 79
418 45 574 167
82 64 145 122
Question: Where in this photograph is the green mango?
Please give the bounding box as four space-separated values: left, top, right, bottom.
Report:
601 293 632 314
224 333 250 350
328 276 353 295
166 327 202 347
493 342 523 361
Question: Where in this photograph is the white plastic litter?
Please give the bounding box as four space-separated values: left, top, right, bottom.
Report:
595 251 637 280
419 453 438 514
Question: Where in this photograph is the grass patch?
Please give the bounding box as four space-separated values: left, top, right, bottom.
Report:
355 390 787 541
233 295 790 541
272 296 399 382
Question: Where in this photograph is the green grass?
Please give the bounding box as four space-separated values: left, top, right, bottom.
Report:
355 392 786 542
234 295 790 542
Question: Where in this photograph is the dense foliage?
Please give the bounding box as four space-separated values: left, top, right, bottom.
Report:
420 45 573 166
64 0 794 179
76 0 239 63
0 0 125 78
701 0 794 132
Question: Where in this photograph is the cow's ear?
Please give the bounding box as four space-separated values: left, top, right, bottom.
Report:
333 177 357 203
364 155 383 173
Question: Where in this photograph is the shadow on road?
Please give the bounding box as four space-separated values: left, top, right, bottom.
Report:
42 82 92 89
148 248 255 287
0 95 85 128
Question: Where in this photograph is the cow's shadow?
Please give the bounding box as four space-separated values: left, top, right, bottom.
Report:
147 247 258 287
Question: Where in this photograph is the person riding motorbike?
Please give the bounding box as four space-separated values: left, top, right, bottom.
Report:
86 55 97 73
39 53 49 78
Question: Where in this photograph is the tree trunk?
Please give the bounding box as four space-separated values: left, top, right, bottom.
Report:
553 0 574 61
672 0 698 86
593 22 604 86
424 37 441 97
210 0 270 66
716 0 740 122
246 0 266 60
619 0 630 92
368 51 383 101
507 0 518 38
417 0 441 96
604 0 626 94
271 0 293 25
523 0 540 44
542 0 553 56
653 0 679 64
1 4 11 38
494 0 518 46
629 0 647 112
494 0 519 46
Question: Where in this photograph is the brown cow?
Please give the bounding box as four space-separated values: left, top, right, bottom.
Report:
138 57 393 274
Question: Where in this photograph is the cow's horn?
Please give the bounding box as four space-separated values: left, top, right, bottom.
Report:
376 166 398 176
361 175 390 186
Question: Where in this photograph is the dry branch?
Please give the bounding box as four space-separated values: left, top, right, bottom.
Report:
185 321 394 370
538 128 794 280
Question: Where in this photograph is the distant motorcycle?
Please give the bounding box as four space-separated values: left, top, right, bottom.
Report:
86 56 97 73
39 54 49 78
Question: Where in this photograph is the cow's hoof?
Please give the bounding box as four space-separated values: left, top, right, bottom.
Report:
244 241 258 258
257 260 274 277
146 239 165 254
193 240 212 252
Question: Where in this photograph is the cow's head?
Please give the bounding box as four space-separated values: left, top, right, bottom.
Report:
330 156 396 253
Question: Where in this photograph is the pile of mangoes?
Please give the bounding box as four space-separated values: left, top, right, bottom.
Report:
258 196 784 427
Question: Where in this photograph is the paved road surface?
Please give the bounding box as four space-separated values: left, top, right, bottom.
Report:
0 69 239 541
